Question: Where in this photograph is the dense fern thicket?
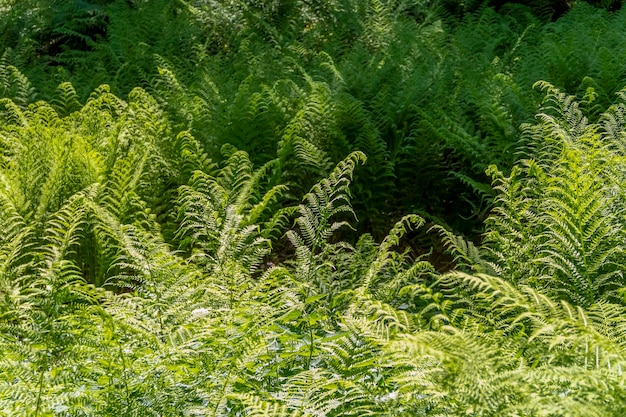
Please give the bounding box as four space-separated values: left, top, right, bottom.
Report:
3 0 626 415
1 0 625 235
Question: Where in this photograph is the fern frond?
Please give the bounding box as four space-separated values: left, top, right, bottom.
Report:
232 393 302 417
51 81 81 116
356 215 426 297
431 224 486 273
0 64 35 106
290 151 365 252
177 154 279 275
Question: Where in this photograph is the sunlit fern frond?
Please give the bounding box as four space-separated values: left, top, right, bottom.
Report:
484 84 626 305
409 270 626 414
0 187 107 416
177 169 271 275
510 365 626 416
230 393 303 417
346 295 412 338
175 130 217 183
275 367 377 417
483 163 543 283
0 97 26 125
287 151 365 254
536 144 624 306
357 215 426 294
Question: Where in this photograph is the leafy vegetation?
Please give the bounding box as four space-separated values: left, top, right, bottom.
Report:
2 0 626 415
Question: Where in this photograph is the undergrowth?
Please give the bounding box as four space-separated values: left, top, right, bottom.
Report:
1 1 626 415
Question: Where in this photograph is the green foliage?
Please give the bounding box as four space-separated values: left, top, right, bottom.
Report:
407 271 626 415
0 62 36 106
4 2 626 416
3 2 626 236
1 79 626 415
485 82 626 305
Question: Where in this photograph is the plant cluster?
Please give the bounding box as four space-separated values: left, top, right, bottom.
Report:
1 0 624 235
2 1 626 415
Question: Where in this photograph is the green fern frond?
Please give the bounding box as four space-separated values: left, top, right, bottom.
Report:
288 151 365 254
232 394 303 417
175 130 216 182
533 80 590 142
177 152 282 275
51 81 81 116
356 215 426 297
483 163 542 282
0 97 26 125
486 84 626 304
347 296 411 336
431 224 487 273
0 64 35 106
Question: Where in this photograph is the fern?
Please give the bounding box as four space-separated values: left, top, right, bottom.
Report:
412 271 626 415
176 146 294 279
284 151 366 311
0 64 36 106
485 83 626 305
5 3 626 416
0 188 107 416
51 81 82 116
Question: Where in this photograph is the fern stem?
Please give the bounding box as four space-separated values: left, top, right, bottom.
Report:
307 320 314 370
34 361 46 417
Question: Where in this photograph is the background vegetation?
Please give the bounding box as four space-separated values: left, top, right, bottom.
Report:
1 0 626 415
